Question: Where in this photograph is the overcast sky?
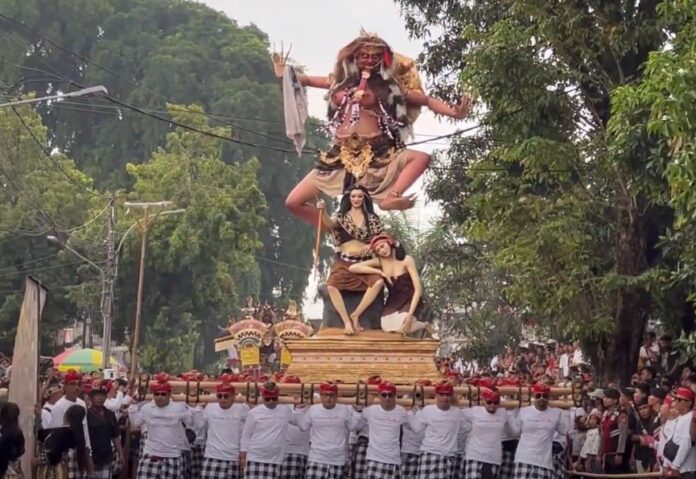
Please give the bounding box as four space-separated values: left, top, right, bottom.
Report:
198 0 466 316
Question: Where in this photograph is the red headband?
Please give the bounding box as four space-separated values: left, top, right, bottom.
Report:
150 373 172 394
369 235 396 252
216 381 235 394
261 384 280 399
532 383 551 395
282 375 302 384
319 382 338 394
366 375 383 386
378 382 397 394
435 382 454 395
63 369 82 385
481 387 501 404
675 387 695 402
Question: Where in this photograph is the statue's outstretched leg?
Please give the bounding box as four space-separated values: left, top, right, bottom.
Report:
378 150 431 211
327 285 355 335
349 279 385 331
285 174 322 226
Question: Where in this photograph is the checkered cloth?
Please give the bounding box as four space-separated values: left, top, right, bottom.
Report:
551 446 566 479
366 460 401 479
354 437 369 478
464 460 500 479
201 458 239 479
281 453 307 478
111 443 121 477
89 465 112 479
499 450 516 479
67 449 86 479
138 430 148 461
243 461 281 479
136 454 183 479
416 452 453 479
190 444 205 479
400 453 420 478
306 461 345 479
183 451 192 478
513 462 554 479
453 454 465 478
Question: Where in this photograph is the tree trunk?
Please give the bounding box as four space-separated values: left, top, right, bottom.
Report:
605 198 651 385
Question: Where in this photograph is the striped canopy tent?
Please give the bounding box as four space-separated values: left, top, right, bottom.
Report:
53 348 121 372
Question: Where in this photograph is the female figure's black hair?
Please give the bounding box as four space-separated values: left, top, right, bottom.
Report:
338 185 376 237
394 243 407 261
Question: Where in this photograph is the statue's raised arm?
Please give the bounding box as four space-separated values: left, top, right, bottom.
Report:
280 31 474 226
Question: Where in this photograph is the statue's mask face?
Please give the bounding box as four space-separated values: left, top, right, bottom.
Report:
355 45 384 71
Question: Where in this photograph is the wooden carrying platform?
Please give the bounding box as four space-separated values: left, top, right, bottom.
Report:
283 328 441 383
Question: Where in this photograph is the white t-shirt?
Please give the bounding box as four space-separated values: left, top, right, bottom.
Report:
361 405 408 465
295 404 360 465
401 425 425 455
579 428 600 458
462 407 509 465
240 404 293 465
671 411 696 472
197 402 248 461
511 406 567 470
559 354 570 378
407 405 461 457
285 405 310 456
659 417 677 467
46 396 91 449
128 401 192 458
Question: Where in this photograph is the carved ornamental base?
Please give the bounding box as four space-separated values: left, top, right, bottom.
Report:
284 328 441 384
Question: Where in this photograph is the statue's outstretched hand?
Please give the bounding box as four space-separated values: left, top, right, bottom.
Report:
271 42 293 79
454 93 475 119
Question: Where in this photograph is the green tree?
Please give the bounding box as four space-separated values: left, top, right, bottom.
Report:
0 0 320 313
0 103 100 354
119 106 266 371
397 0 673 382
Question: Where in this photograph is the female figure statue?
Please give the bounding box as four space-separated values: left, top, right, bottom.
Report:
273 31 473 225
349 234 435 336
319 185 386 334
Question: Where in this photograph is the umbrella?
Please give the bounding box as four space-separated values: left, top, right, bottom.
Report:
53 348 121 372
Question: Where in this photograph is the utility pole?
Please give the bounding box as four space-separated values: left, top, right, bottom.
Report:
101 193 117 369
125 202 184 379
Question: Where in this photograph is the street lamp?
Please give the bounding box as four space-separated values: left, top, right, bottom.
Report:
0 86 108 109
47 235 107 356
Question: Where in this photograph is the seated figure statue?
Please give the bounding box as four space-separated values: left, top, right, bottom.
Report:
349 234 435 337
318 185 386 334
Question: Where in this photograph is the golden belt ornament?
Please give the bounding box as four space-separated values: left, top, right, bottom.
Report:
320 134 374 179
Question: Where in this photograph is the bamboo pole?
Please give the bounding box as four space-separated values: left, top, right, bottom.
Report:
152 380 577 399
141 392 577 409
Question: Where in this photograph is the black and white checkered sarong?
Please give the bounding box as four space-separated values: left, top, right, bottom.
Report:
136 454 183 479
182 451 192 478
464 459 500 479
280 453 307 479
67 449 86 479
552 447 565 479
306 461 344 479
354 437 369 478
400 453 420 478
201 457 239 479
90 465 112 479
366 460 401 479
453 454 466 478
244 461 281 479
513 462 554 479
499 450 516 479
191 444 205 479
416 452 453 479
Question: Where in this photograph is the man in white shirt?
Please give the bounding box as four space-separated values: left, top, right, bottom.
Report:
46 369 94 475
294 382 361 478
196 379 248 479
128 374 193 479
510 383 567 479
559 344 571 379
665 387 696 477
462 387 511 478
357 382 408 478
408 382 460 478
240 382 294 478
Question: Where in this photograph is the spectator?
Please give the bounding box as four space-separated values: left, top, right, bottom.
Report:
638 332 659 369
0 402 25 479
